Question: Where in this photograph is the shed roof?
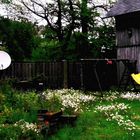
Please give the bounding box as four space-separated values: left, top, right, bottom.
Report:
106 0 140 17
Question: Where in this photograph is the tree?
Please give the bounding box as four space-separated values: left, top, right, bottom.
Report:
15 0 76 59
0 17 39 60
0 0 11 3
1 0 116 60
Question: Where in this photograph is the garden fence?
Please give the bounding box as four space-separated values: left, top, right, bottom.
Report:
0 59 135 90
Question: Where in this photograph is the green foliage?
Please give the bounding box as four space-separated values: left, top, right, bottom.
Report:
0 125 21 140
2 84 140 139
89 25 116 58
0 17 39 60
31 40 62 61
2 108 37 124
0 84 44 139
49 111 137 140
0 122 44 140
46 90 140 140
66 32 92 60
0 0 11 4
0 0 116 60
31 26 63 61
65 26 115 60
13 91 41 110
0 92 5 104
0 83 16 109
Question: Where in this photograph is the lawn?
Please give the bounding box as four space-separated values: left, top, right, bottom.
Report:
0 83 140 140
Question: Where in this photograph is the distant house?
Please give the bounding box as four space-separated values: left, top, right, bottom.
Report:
106 0 140 71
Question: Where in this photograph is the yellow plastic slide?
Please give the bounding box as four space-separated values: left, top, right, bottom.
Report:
131 73 140 85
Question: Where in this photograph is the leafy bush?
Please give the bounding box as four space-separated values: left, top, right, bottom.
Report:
0 121 44 140
0 125 21 140
14 91 41 110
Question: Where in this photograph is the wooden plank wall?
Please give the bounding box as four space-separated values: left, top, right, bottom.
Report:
116 28 140 47
116 14 140 47
117 46 140 72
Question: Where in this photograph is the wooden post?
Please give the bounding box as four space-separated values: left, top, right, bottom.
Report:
63 60 68 88
80 59 84 90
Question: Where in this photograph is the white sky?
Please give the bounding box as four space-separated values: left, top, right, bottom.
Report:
0 0 116 25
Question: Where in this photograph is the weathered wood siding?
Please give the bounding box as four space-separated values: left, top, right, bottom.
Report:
117 47 140 71
116 28 140 47
116 13 140 47
116 13 140 71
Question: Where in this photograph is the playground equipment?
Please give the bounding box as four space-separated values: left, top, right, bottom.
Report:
118 60 137 90
80 59 137 92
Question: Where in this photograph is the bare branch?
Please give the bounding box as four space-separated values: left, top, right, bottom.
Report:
20 0 57 32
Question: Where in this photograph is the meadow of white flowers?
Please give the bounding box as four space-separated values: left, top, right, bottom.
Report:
14 120 40 134
43 89 140 135
0 89 140 137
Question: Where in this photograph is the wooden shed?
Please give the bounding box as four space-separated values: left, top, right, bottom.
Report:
106 0 140 72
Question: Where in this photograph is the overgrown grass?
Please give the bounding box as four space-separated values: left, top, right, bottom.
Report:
0 83 140 139
49 113 132 140
48 91 140 140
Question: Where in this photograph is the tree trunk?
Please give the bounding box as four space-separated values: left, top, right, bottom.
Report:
80 0 89 58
